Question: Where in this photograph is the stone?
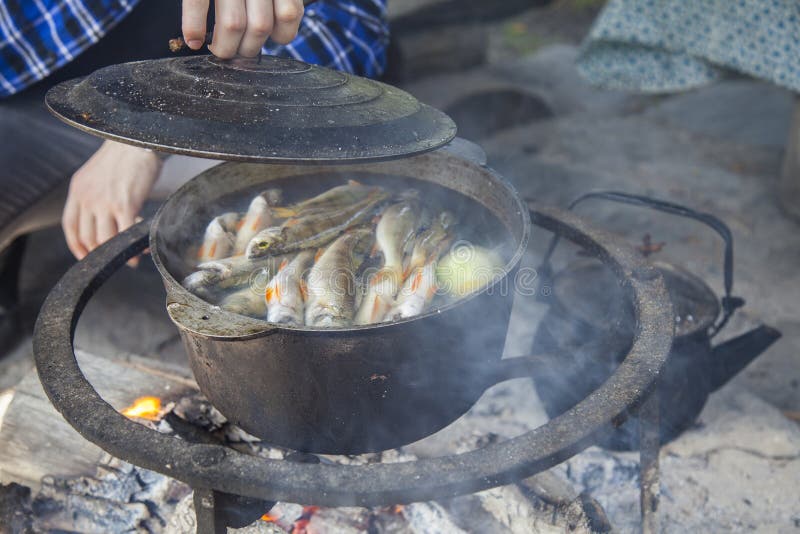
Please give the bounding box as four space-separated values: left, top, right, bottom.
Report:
664 388 800 458
644 80 794 148
494 45 649 118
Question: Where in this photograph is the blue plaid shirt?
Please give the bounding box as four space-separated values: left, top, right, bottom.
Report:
0 0 388 98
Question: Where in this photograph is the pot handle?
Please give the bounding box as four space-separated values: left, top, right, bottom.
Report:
536 191 744 337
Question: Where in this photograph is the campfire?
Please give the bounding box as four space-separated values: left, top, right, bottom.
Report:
121 396 164 421
3 22 784 534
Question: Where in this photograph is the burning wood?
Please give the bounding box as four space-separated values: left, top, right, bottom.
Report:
2 362 611 532
120 396 164 421
25 455 187 532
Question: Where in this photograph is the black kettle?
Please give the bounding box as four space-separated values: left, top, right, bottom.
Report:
530 191 782 451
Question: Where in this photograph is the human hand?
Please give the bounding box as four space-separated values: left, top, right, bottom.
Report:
62 141 162 266
182 0 304 58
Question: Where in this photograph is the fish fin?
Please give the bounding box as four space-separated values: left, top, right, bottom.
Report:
402 253 421 279
370 297 383 322
278 258 289 271
427 284 438 300
266 283 282 303
236 219 246 231
299 281 308 301
347 179 363 186
272 207 297 218
410 269 423 292
250 216 262 231
197 246 205 260
314 248 324 262
208 242 217 258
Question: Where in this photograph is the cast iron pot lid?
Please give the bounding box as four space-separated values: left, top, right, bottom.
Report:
45 55 457 163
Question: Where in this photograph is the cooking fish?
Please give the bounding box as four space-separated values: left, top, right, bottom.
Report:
404 211 456 277
183 254 288 298
375 195 426 272
353 197 424 325
388 262 439 321
220 286 267 317
233 189 283 255
272 180 380 218
266 250 316 326
246 190 389 258
305 229 374 327
197 212 238 263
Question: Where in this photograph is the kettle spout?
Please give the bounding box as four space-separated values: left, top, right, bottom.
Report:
708 325 782 392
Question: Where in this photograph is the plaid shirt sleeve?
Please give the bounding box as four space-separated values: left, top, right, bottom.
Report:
0 0 389 99
265 0 389 79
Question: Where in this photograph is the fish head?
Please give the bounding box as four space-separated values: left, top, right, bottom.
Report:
262 188 283 206
309 312 349 328
438 211 457 231
217 212 241 233
182 270 219 290
246 227 284 258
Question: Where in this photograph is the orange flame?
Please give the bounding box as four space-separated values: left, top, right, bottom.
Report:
121 396 162 421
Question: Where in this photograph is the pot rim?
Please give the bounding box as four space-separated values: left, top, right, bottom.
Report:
149 149 531 339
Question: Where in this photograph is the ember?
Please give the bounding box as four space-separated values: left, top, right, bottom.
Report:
292 506 320 534
121 396 163 421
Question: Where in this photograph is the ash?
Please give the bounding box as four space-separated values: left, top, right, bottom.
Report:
157 392 608 533
0 456 188 533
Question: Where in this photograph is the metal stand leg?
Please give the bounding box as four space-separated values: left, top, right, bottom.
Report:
639 391 660 534
194 488 276 534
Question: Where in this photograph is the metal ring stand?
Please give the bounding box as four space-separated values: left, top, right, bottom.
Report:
33 203 672 533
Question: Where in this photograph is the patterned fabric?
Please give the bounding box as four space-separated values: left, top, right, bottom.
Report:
577 0 800 93
0 0 389 98
265 0 388 78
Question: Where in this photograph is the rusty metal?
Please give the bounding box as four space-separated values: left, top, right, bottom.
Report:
44 54 456 164
33 201 672 511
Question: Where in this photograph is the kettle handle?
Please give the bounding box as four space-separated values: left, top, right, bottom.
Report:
538 190 744 337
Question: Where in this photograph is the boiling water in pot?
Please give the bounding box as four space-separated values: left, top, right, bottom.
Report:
172 172 515 328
